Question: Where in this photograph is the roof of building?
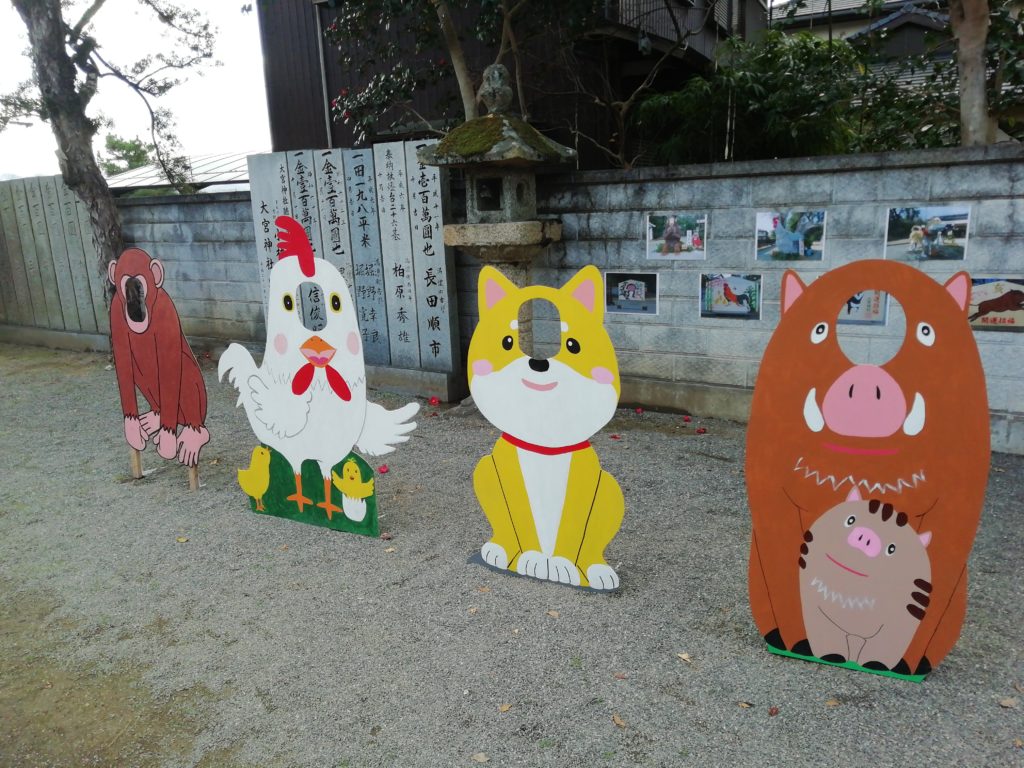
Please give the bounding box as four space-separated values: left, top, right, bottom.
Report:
847 2 949 39
774 0 944 21
105 152 258 191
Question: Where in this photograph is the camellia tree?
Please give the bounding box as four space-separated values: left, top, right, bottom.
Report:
2 0 214 277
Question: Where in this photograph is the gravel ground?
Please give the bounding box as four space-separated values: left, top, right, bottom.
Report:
0 342 1022 768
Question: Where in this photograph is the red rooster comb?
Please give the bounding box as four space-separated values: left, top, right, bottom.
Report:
275 215 315 277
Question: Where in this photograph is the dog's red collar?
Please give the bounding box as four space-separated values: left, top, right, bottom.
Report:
501 433 590 455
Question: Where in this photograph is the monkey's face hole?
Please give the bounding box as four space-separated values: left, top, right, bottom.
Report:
124 276 147 324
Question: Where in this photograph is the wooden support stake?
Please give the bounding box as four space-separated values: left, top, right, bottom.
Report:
129 448 144 479
188 465 200 492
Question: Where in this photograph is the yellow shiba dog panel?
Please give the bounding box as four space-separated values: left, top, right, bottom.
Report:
469 265 625 590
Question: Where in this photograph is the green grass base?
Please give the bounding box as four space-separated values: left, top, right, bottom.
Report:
242 446 378 538
766 645 926 683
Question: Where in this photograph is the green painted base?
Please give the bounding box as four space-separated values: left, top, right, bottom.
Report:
242 446 378 538
766 645 926 683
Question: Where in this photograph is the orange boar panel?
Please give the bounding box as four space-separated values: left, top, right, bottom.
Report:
746 259 990 677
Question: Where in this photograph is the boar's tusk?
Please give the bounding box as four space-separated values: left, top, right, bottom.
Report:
902 393 926 436
803 388 825 433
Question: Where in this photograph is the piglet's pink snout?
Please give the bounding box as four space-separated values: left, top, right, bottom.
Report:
847 526 882 558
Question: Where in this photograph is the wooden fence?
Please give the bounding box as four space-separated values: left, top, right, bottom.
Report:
0 176 109 337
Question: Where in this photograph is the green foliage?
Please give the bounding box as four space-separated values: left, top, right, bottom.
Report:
322 0 603 144
638 32 864 163
99 134 154 176
638 6 1024 163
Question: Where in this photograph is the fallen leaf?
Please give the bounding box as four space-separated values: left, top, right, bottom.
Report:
209 458 220 465
175 536 189 543
477 586 491 593
825 698 841 708
999 697 1019 709
738 701 752 709
1014 682 1024 693
278 544 288 551
471 753 489 763
384 546 396 553
380 532 394 541
468 606 478 615
42 681 52 689
612 713 627 728
512 628 520 634
378 464 389 474
676 652 692 664
546 610 560 618
1014 738 1023 749
104 364 113 371
498 703 511 713
614 672 628 680
768 706 780 717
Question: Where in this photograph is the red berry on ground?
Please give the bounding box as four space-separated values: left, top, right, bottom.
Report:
683 415 692 423
429 396 440 406
378 464 389 474
635 407 644 414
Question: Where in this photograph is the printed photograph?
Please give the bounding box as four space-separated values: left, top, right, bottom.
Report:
605 272 658 316
885 205 970 261
700 273 761 320
837 290 888 325
968 278 1024 332
646 211 708 259
755 209 826 261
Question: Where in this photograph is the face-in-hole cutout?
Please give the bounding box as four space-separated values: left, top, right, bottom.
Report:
520 298 561 360
834 290 905 366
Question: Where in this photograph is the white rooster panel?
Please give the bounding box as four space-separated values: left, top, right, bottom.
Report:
219 215 419 536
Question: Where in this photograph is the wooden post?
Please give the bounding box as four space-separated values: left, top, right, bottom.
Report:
129 448 143 479
188 465 200 492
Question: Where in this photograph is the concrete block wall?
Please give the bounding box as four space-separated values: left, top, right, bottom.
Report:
455 144 1024 454
119 192 265 349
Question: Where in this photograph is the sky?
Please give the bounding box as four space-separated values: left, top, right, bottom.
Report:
0 0 271 179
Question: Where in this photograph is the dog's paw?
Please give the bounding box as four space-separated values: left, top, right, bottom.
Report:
586 563 619 590
547 556 581 587
516 550 550 580
342 495 367 522
481 541 509 570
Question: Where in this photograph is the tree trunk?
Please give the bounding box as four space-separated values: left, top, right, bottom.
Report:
949 0 995 146
431 0 478 122
12 0 124 285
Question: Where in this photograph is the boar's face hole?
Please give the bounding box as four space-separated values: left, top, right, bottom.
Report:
834 291 906 366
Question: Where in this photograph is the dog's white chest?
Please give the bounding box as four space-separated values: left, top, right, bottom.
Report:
517 449 571 556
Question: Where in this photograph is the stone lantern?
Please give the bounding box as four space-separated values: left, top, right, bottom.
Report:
418 64 576 350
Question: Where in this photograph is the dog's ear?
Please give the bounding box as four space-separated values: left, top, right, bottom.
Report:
478 266 518 317
562 265 603 321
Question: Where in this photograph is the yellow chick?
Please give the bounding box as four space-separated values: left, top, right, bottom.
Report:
331 459 374 500
238 446 272 511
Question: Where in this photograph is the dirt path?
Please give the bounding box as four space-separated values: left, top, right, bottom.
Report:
1 343 1022 767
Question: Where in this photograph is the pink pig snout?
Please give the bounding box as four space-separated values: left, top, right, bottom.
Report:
847 526 882 558
821 365 907 438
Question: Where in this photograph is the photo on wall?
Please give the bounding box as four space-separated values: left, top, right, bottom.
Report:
646 211 708 260
605 272 658 316
885 205 970 261
700 273 762 320
837 290 888 325
968 278 1024 331
755 210 826 261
